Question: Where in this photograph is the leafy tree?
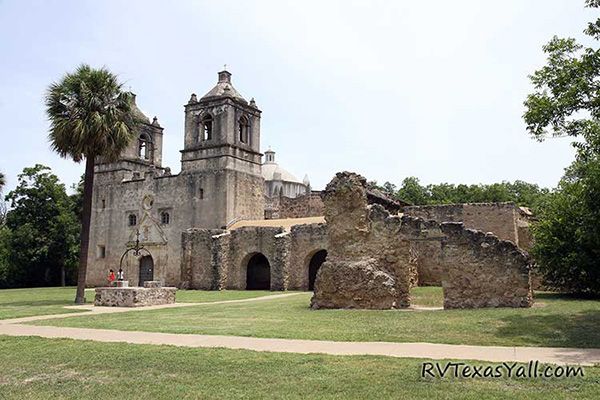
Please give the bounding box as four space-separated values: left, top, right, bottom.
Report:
397 177 429 205
3 165 79 288
46 65 138 303
0 226 10 285
524 0 600 295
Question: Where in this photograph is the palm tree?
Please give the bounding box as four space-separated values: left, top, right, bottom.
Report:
46 64 138 304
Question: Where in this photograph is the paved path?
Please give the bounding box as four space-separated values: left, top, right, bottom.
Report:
0 293 598 366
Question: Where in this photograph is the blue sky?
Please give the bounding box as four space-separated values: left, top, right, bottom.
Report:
0 0 595 193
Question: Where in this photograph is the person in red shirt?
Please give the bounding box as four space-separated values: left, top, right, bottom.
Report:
108 269 116 286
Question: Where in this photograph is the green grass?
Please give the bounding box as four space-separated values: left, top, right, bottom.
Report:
0 336 597 400
175 289 277 302
33 289 600 348
0 287 276 320
0 287 95 320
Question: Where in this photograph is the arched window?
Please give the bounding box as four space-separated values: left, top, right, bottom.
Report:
200 114 213 141
161 211 170 225
138 134 151 160
128 214 137 226
238 116 249 144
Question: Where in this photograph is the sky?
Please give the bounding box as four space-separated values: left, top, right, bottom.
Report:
0 0 596 194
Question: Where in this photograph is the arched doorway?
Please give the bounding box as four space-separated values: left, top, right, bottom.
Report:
246 253 270 290
308 250 327 291
139 255 154 286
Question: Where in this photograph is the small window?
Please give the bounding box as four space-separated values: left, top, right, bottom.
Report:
199 188 204 199
97 245 106 259
128 214 137 226
200 115 213 141
238 116 249 143
161 211 170 225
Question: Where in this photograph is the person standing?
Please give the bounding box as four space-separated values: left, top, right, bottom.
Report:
107 269 116 286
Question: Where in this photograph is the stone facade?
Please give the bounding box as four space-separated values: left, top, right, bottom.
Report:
88 71 266 287
311 172 533 310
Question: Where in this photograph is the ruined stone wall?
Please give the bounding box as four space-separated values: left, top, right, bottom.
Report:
440 223 533 309
311 172 418 309
403 203 524 286
287 223 328 290
264 192 325 220
312 171 533 310
403 203 519 242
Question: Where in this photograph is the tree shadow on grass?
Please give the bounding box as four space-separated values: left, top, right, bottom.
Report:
495 310 600 349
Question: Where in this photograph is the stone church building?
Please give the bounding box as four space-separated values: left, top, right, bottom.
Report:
86 70 325 289
86 70 533 293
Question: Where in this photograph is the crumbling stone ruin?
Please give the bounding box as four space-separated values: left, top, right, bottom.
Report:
404 203 535 286
311 172 533 310
310 172 417 309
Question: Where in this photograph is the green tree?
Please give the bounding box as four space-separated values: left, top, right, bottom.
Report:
45 65 138 303
4 165 79 288
396 177 430 205
524 0 600 295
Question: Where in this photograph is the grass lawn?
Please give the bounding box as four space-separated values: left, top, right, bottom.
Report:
0 287 276 320
176 289 277 302
0 287 96 320
33 288 600 348
0 336 597 400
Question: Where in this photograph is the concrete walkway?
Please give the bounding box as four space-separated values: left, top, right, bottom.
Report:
0 293 598 366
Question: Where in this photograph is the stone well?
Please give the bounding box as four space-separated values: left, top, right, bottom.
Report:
94 281 177 307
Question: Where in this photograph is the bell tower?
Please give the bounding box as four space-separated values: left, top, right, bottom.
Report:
180 70 265 227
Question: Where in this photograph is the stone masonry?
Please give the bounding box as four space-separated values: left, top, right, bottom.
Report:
311 172 533 310
311 172 417 309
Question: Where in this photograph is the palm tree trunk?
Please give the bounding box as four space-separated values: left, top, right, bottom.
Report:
74 156 95 304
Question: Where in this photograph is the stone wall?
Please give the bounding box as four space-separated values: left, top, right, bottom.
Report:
180 228 225 289
287 223 328 290
311 171 533 310
440 223 533 309
264 192 325 220
403 203 530 286
403 203 520 242
311 172 418 309
226 226 283 289
94 286 177 307
181 223 327 291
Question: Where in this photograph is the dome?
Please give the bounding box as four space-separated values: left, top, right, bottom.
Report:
262 163 303 184
200 70 246 102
